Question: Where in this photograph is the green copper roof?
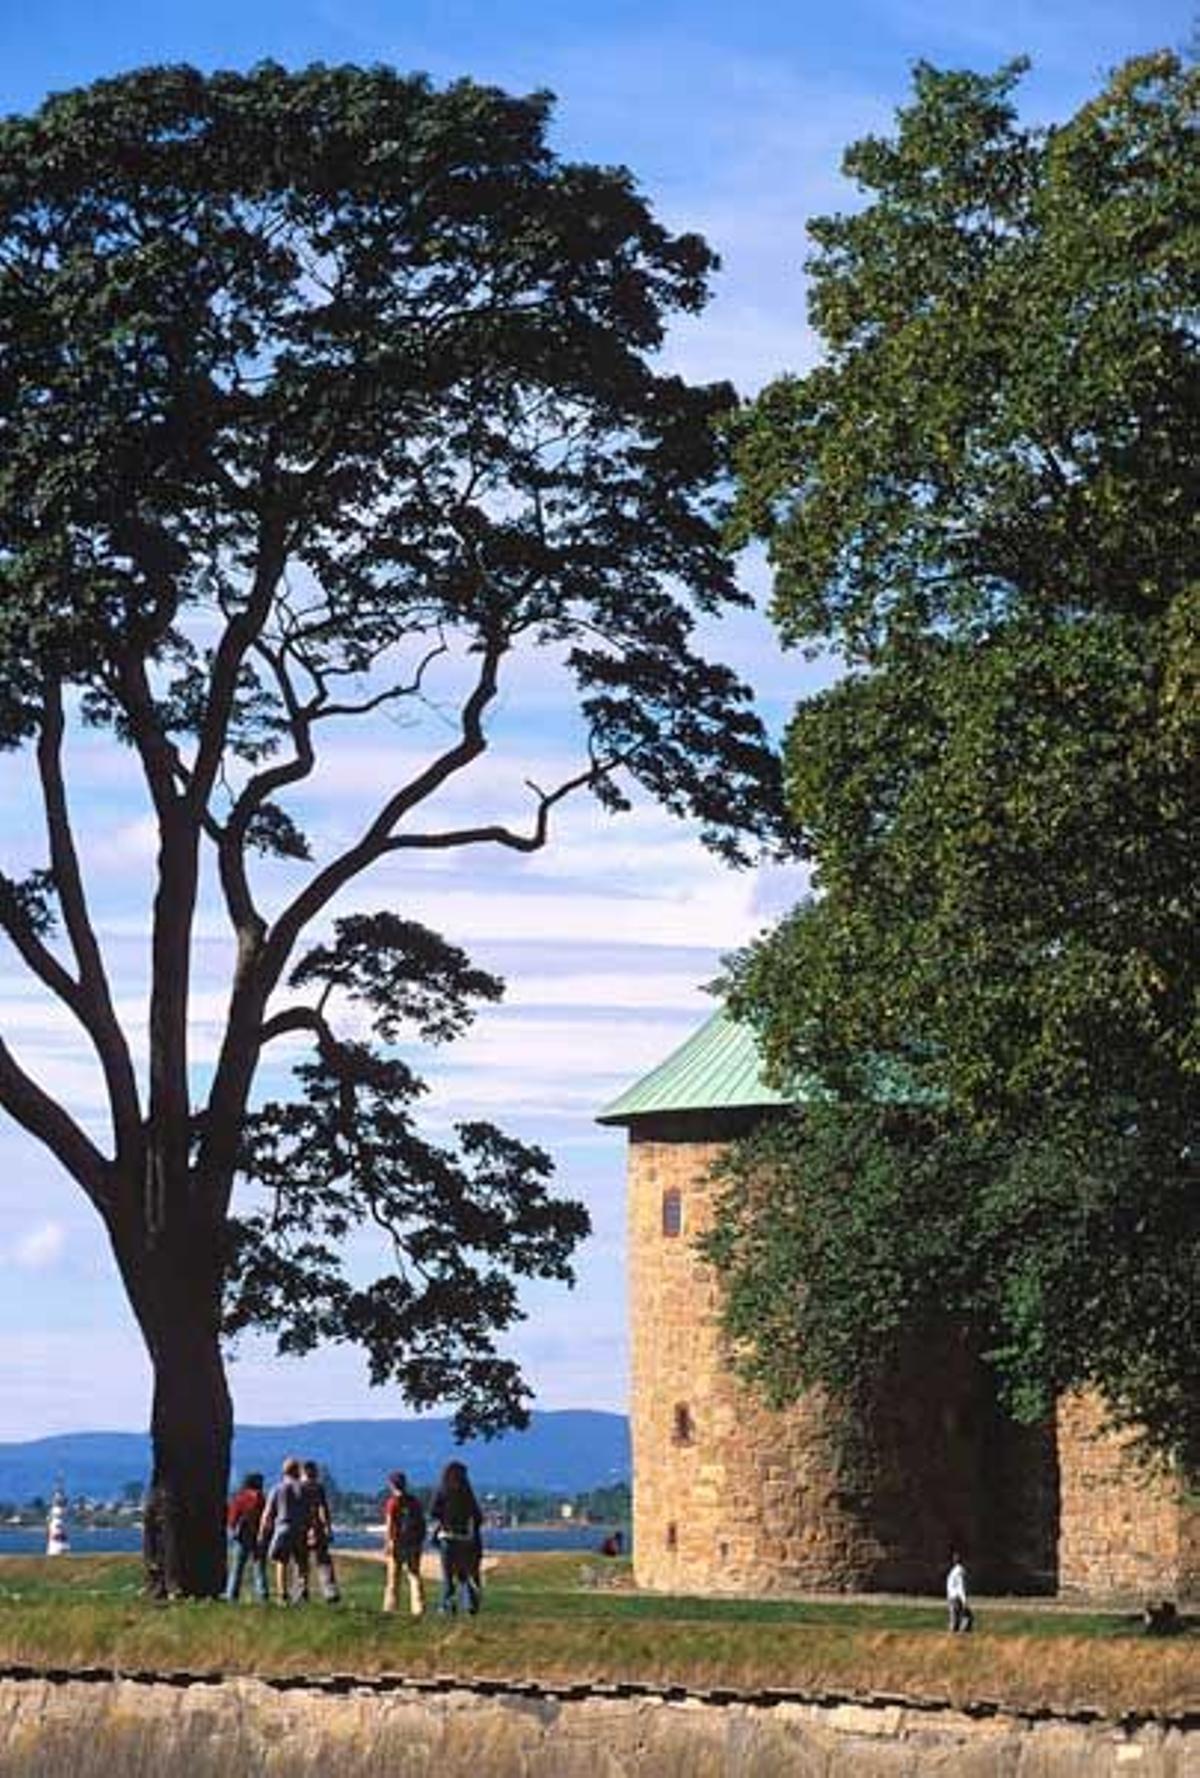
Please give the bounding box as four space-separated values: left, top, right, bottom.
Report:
597 1010 816 1125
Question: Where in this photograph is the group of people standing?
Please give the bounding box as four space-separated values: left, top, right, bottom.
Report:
225 1456 483 1616
225 1456 339 1605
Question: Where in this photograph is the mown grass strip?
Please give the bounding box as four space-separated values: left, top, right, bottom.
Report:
0 1553 1194 1717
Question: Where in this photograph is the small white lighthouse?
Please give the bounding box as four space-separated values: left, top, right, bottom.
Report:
45 1480 70 1557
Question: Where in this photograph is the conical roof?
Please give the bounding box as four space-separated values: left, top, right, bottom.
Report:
597 1009 816 1126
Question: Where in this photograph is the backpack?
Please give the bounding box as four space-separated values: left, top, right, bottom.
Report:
391 1491 426 1549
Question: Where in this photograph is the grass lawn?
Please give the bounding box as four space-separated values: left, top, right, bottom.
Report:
0 1552 1195 1717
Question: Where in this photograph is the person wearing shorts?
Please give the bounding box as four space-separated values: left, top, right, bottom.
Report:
259 1457 310 1604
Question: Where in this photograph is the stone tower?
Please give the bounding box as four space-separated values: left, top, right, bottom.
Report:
598 1011 1056 1597
600 1009 1196 1601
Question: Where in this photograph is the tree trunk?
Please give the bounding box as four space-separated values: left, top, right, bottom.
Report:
114 1215 233 1599
141 1319 233 1598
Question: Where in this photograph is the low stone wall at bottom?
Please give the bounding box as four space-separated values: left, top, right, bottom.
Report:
0 1670 1196 1777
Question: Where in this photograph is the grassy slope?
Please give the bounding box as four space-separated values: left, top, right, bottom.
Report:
0 1553 1195 1716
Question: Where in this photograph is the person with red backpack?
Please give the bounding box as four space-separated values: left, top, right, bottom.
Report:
382 1470 427 1616
224 1472 267 1602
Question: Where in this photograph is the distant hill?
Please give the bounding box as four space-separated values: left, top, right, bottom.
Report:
0 1410 629 1503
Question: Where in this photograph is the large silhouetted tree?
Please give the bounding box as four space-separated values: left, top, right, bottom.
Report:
0 63 785 1594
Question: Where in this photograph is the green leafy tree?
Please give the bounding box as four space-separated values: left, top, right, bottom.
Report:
0 63 785 1595
575 1479 631 1523
712 53 1200 1468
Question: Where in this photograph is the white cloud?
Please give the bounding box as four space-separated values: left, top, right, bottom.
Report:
10 1220 66 1271
82 815 161 876
504 968 711 1012
0 1328 151 1439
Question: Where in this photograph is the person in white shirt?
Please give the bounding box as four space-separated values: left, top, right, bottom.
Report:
946 1552 974 1632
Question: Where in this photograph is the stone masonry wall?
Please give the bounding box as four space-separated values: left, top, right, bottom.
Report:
629 1131 865 1594
626 1126 1057 1597
627 1123 1200 1602
1057 1390 1200 1601
5 1671 1199 1778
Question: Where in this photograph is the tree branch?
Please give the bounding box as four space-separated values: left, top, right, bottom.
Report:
108 502 289 1221
209 616 448 946
259 621 512 988
195 622 511 1207
37 681 142 1170
259 1004 335 1048
215 638 315 946
379 759 622 855
0 1036 114 1213
302 637 449 721
114 653 186 821
187 507 290 815
257 1003 358 1151
110 653 200 1213
0 880 85 1012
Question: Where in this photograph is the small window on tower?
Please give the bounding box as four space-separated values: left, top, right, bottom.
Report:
673 1402 694 1445
661 1188 683 1237
665 1520 678 1552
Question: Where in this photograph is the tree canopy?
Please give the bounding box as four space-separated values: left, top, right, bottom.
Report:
0 61 785 1591
710 52 1200 1469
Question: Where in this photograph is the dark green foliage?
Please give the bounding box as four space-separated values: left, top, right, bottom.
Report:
227 1017 588 1436
0 60 784 856
731 54 1197 654
289 914 503 1046
706 1099 1200 1464
574 1479 632 1522
717 53 1200 1468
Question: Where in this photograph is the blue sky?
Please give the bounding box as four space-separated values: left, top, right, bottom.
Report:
0 0 1190 1441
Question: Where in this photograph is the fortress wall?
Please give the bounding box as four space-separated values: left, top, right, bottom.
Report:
627 1119 1200 1602
2 1670 1197 1778
627 1124 1055 1596
1057 1390 1199 1601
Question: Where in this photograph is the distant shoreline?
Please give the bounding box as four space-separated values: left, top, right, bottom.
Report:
0 1523 629 1560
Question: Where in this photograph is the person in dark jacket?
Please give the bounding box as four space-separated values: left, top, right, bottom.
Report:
224 1472 267 1602
382 1470 427 1616
430 1460 483 1614
299 1460 340 1602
